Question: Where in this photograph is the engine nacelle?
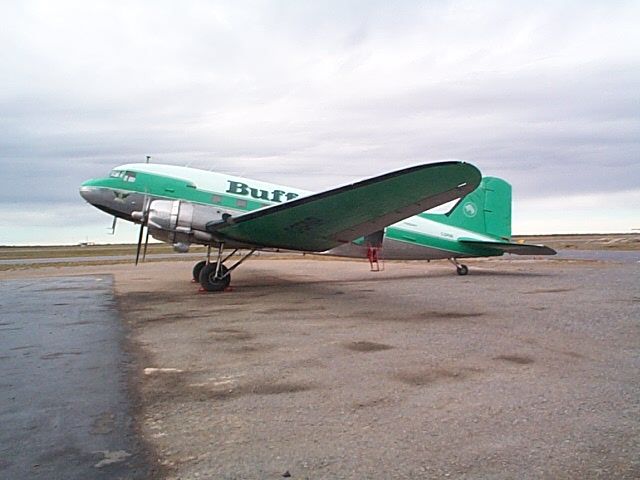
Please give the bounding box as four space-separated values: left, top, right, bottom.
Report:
146 200 223 245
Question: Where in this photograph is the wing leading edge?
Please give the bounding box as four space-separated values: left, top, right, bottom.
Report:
207 161 481 251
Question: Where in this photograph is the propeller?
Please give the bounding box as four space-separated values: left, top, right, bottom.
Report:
134 195 151 265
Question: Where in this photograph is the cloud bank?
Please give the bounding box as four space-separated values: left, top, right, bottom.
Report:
1 0 639 243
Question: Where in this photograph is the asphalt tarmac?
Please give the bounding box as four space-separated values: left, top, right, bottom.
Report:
0 253 638 479
118 255 639 479
0 276 149 480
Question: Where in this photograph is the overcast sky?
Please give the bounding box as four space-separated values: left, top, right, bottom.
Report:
1 0 639 244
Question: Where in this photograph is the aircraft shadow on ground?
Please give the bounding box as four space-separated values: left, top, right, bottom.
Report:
197 272 497 323
229 268 554 294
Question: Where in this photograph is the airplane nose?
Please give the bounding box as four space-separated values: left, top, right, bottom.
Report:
79 185 90 202
79 185 100 205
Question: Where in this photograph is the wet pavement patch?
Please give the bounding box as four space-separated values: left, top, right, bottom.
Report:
245 380 314 395
418 310 485 320
207 328 255 342
523 288 574 294
344 341 393 352
0 276 150 480
494 354 535 365
393 367 473 386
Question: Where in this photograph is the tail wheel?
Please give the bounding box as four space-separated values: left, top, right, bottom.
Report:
456 264 469 276
192 260 207 281
199 263 231 292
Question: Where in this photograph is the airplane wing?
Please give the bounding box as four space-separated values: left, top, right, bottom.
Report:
207 161 481 251
458 239 556 255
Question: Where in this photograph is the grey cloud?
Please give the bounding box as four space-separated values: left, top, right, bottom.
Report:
1 1 639 241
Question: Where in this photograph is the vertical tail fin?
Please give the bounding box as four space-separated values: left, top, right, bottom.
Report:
421 177 512 240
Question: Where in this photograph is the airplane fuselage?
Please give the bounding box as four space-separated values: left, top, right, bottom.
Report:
80 163 505 260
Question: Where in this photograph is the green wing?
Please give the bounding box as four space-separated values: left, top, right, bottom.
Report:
207 161 481 251
458 239 556 255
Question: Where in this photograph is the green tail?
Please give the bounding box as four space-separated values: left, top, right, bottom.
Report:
420 177 512 240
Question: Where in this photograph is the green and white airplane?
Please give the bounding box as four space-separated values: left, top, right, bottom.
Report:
80 161 555 291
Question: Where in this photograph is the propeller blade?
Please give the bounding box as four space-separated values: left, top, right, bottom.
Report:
135 194 150 266
135 222 145 265
142 228 150 262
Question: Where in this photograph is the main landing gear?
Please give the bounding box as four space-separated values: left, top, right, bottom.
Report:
448 258 469 276
192 260 207 281
193 244 257 292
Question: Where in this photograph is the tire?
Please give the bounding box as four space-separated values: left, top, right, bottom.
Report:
199 263 231 292
192 260 207 281
456 264 469 276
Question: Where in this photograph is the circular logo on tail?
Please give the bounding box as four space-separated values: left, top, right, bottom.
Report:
463 201 477 218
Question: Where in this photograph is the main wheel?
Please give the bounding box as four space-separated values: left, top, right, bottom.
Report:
456 264 469 276
199 263 231 292
192 260 207 281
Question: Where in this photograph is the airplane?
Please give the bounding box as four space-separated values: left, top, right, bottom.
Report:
79 160 555 291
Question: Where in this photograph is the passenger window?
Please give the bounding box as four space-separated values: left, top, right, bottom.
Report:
236 199 247 208
212 195 222 204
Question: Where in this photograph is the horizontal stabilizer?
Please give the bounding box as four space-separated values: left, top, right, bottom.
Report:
459 239 556 256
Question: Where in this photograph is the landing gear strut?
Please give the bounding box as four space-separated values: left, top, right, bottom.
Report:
448 258 469 276
195 243 257 292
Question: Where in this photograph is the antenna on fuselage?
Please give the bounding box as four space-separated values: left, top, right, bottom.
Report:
146 155 151 163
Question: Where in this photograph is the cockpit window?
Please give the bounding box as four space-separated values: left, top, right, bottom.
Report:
123 171 136 183
109 170 123 178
